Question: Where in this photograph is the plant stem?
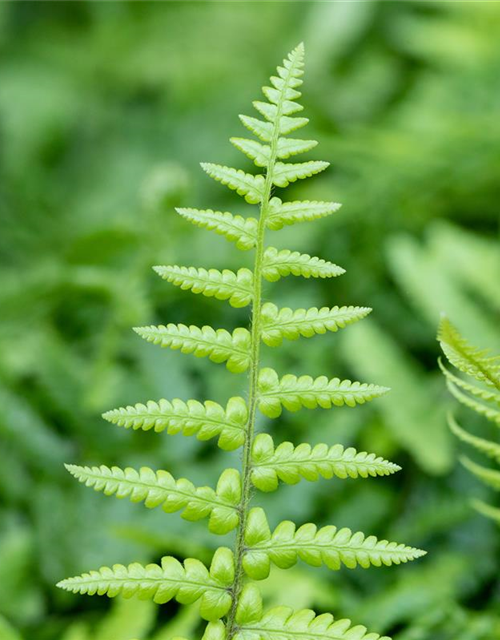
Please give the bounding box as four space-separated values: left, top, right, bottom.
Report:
225 70 293 639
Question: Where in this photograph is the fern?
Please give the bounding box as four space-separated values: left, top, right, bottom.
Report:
58 44 424 639
438 316 500 523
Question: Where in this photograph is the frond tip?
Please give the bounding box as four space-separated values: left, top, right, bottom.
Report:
103 396 248 451
133 324 251 373
65 464 241 534
257 367 389 418
250 433 400 491
57 548 234 621
243 508 425 580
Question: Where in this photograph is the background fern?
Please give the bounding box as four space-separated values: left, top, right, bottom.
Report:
1 3 500 639
438 317 500 523
56 45 425 640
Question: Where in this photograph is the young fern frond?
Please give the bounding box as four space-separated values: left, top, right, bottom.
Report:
58 44 424 639
103 396 247 450
65 464 241 534
250 434 400 491
438 316 500 522
242 508 425 579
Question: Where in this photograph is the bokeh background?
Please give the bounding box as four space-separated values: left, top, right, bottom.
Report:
0 2 499 639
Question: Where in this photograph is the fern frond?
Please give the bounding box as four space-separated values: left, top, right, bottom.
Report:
261 303 370 347
262 247 345 282
234 605 390 640
200 163 265 204
57 548 234 621
447 381 500 425
153 265 253 308
448 413 500 463
65 464 241 534
133 324 251 373
103 396 247 451
258 368 389 418
266 197 342 230
272 161 329 188
250 434 400 492
239 115 273 143
230 137 318 168
243 508 424 579
460 456 500 490
438 359 500 407
438 316 500 389
175 208 258 251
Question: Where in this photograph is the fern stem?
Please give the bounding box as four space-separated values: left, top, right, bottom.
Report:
225 57 298 640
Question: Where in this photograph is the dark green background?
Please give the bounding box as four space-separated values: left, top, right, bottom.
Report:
0 2 499 639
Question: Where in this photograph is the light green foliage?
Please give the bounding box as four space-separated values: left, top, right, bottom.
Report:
250 433 400 491
65 464 241 534
438 316 500 522
57 548 234 621
57 44 423 639
262 248 345 281
133 325 251 373
103 396 247 450
261 303 371 346
153 266 253 308
242 508 424 580
257 367 389 418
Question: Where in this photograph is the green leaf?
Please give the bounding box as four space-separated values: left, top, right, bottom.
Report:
438 316 500 389
57 548 234 622
239 115 273 143
250 434 400 492
266 197 342 230
272 161 329 188
200 163 265 204
233 606 391 640
447 381 500 426
471 499 500 525
243 508 425 579
103 396 248 451
262 247 344 282
133 324 251 373
448 413 500 463
202 621 226 640
257 367 389 419
261 303 371 346
176 208 258 250
65 464 241 534
460 456 500 491
276 137 318 159
438 359 500 407
153 265 253 308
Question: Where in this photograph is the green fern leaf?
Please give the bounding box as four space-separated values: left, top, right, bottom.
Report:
447 381 500 425
230 138 271 168
460 456 500 491
57 548 234 621
102 396 247 451
175 208 258 250
239 115 273 143
250 434 400 492
234 605 390 640
153 265 253 308
262 247 344 282
243 508 425 579
65 464 241 534
438 359 500 407
272 161 329 188
276 137 318 158
133 324 251 373
200 163 265 204
261 303 371 347
438 316 500 389
266 197 342 230
258 367 389 418
448 413 500 463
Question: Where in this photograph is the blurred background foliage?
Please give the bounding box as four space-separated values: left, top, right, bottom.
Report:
0 1 499 639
